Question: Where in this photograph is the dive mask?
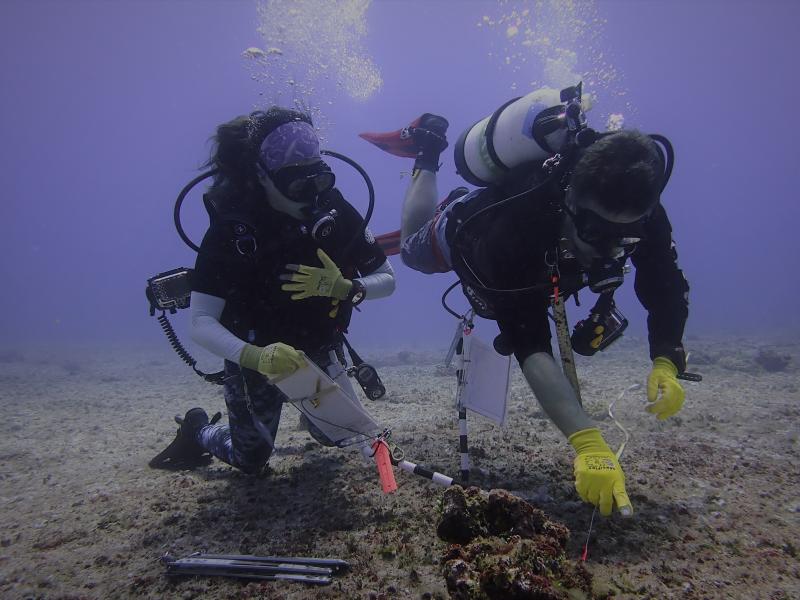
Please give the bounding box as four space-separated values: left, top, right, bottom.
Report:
563 203 647 247
271 161 336 205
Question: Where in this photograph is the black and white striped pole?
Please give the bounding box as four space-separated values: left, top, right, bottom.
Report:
443 313 474 484
394 458 454 487
454 320 473 483
458 406 470 483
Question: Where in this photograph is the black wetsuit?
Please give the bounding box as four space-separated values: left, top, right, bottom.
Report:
193 188 385 352
190 188 386 473
445 185 689 369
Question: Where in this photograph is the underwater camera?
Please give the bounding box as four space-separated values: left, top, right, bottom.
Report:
571 295 628 356
146 268 193 315
145 267 226 384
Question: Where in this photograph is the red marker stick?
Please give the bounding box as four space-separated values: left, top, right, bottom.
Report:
372 440 398 493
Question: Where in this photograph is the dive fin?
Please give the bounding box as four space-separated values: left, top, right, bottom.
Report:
358 115 427 158
375 230 401 256
148 411 221 470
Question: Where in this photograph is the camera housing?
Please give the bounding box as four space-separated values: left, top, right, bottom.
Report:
147 268 193 314
571 303 628 356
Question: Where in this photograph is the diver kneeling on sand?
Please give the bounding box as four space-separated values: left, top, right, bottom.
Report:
152 107 395 474
361 84 692 517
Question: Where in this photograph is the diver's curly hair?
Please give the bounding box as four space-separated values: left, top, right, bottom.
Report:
569 129 663 218
204 106 313 202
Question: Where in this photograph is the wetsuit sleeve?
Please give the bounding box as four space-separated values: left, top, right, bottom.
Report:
356 258 395 299
190 227 250 362
190 291 247 362
630 204 690 371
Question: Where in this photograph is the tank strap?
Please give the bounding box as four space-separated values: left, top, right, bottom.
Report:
483 97 520 173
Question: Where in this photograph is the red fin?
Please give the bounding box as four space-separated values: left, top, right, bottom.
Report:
375 230 401 255
358 115 423 158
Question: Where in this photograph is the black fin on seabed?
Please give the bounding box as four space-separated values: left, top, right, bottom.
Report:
148 411 221 471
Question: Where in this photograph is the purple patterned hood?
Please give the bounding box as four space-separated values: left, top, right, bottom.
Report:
259 120 320 172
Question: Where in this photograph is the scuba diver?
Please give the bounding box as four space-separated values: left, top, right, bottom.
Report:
155 106 395 474
361 86 690 517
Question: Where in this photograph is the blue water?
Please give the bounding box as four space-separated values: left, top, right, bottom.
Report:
1 0 798 350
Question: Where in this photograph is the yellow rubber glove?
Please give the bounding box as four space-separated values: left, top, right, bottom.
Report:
281 248 353 301
240 342 305 378
646 357 685 420
568 428 633 517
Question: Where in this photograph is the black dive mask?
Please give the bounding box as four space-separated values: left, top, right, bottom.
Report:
564 203 647 247
271 161 336 205
270 161 339 241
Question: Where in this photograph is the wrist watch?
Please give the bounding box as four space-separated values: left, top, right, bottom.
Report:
346 279 366 306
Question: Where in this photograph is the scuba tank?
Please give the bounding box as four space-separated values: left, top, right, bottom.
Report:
446 84 596 309
453 86 593 187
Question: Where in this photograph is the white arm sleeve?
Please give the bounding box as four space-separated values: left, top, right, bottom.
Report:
355 258 395 300
190 259 393 361
190 291 247 363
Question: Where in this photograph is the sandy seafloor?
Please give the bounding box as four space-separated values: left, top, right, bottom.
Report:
0 333 798 600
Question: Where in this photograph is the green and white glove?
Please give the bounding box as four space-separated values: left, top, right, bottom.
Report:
280 248 352 301
240 342 305 378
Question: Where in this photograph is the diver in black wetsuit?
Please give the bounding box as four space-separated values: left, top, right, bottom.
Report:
376 104 689 517
154 107 395 474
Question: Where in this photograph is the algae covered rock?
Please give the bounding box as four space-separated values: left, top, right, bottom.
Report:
485 489 568 543
437 485 490 544
437 486 596 600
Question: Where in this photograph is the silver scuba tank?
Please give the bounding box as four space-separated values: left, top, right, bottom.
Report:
453 86 592 187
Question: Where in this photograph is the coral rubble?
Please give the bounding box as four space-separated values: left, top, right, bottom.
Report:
437 486 596 599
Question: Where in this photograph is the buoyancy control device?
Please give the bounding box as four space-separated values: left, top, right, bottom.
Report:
448 83 675 359
146 150 387 398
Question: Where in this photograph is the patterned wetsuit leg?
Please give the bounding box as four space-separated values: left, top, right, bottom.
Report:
195 360 286 474
400 191 470 274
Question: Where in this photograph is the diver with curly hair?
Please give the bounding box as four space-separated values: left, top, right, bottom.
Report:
161 107 395 474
